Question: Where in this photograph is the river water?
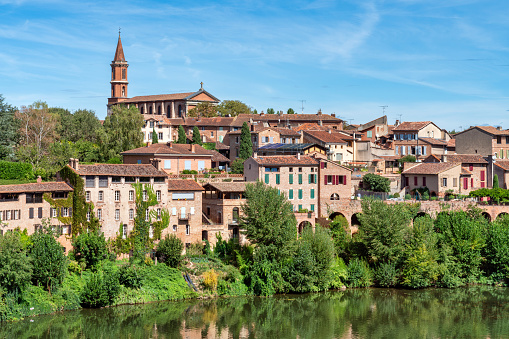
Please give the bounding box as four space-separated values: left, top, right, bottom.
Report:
3 286 509 339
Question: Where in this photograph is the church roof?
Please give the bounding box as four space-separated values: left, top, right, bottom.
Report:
113 35 126 62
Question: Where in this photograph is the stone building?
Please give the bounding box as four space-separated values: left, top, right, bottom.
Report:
402 162 462 198
455 126 509 160
393 121 451 159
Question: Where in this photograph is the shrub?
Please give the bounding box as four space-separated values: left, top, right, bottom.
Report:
431 197 437 201
422 192 430 201
230 159 244 174
393 193 400 198
0 161 34 180
71 231 109 270
81 268 120 308
405 194 411 200
181 169 198 174
186 242 205 256
156 235 183 268
202 269 219 291
347 258 373 288
375 262 399 287
362 173 390 193
118 264 143 289
0 232 32 293
329 257 348 289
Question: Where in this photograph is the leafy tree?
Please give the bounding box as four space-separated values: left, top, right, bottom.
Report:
71 231 109 270
239 122 253 160
362 173 390 193
230 158 244 174
152 127 158 144
0 95 19 160
484 215 509 280
241 181 297 262
329 215 350 259
494 174 499 188
188 102 218 117
358 198 414 266
15 101 59 170
177 125 187 144
287 108 295 114
0 231 32 293
266 108 275 115
51 108 102 143
81 267 120 308
156 234 184 268
30 227 68 292
398 155 416 166
192 126 202 145
216 100 251 116
99 104 144 161
253 109 258 115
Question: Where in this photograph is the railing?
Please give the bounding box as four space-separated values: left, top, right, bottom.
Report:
228 218 239 225
355 190 388 200
178 213 191 220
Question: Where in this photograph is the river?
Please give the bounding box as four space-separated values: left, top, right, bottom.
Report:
2 286 509 338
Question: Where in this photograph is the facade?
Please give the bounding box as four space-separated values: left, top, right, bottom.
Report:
236 111 343 130
121 143 230 173
356 115 389 143
316 158 353 218
455 126 509 159
0 181 74 250
402 162 462 198
393 121 450 159
302 130 350 163
494 161 509 189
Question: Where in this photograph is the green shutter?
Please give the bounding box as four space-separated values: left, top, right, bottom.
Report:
265 174 269 184
298 174 303 184
298 205 302 211
308 174 311 183
298 189 303 199
289 189 293 199
289 174 293 184
276 174 280 184
310 188 315 199
310 204 315 212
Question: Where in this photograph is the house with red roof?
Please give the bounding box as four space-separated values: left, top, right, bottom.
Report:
393 121 451 159
455 126 509 160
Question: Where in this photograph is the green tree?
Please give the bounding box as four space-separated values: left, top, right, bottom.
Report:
156 234 184 268
0 231 32 293
239 122 253 160
0 95 19 160
287 108 295 114
484 215 509 280
51 108 102 143
253 109 258 115
216 100 251 116
100 104 144 161
241 181 297 262
266 108 275 115
71 231 109 270
188 102 218 117
152 127 158 144
362 173 390 193
192 126 202 145
177 125 187 144
398 155 417 166
230 158 244 174
494 174 499 188
30 227 68 292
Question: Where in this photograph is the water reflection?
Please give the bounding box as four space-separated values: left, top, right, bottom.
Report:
3 287 509 339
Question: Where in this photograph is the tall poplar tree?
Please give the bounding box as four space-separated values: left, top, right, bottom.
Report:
192 126 202 145
152 127 158 144
177 125 187 144
239 122 253 160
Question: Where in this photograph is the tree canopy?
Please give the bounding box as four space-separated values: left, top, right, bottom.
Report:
0 95 19 161
362 173 391 193
177 125 187 144
216 100 251 117
239 122 253 160
192 126 202 145
187 102 218 117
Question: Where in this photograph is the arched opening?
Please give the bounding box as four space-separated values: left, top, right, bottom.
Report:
232 207 239 224
414 212 428 221
232 227 239 239
482 212 491 222
497 212 509 220
122 86 125 97
329 212 346 221
167 105 171 118
140 106 144 114
202 230 208 241
149 106 153 115
178 104 183 118
430 191 437 198
157 106 161 115
351 213 362 227
330 193 340 200
298 221 312 234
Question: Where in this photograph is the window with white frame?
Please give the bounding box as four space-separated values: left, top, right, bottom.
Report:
442 178 447 187
115 209 120 220
129 190 134 201
145 209 149 221
172 207 177 216
86 210 91 221
158 132 163 140
186 224 190 235
14 210 19 219
149 226 154 238
122 224 127 239
173 225 177 232
51 208 57 218
129 209 134 220
157 208 161 220
115 190 120 201
63 207 69 217
97 209 102 220
98 191 103 201
143 190 147 201
156 190 161 201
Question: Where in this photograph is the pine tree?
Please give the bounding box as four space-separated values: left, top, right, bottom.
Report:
494 174 499 188
177 125 187 144
192 126 202 145
239 122 253 160
152 127 158 144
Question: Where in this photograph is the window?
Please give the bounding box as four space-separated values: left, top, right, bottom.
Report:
185 160 191 170
157 208 162 220
481 171 485 181
276 174 280 184
172 207 177 216
497 136 502 144
86 176 95 188
156 190 161 201
115 190 120 201
164 160 171 169
173 225 177 232
112 176 121 183
310 204 315 212
330 193 340 200
98 191 103 201
97 209 102 220
158 132 163 140
310 189 315 199
29 207 34 219
453 178 458 187
469 164 473 171
122 68 126 79
38 207 42 218
172 192 195 200
63 207 69 217
129 209 134 220
289 189 294 200
122 224 127 239
299 167 303 172
198 161 205 171
115 209 120 220
414 177 418 186
150 121 154 128
86 191 90 201
298 174 303 184
186 225 190 235
298 204 303 211
309 174 317 184
98 176 108 187
52 208 57 218
367 131 372 138
143 190 147 201
129 190 134 201
423 177 426 186
86 211 91 222
265 174 269 184
149 226 154 239
289 174 293 184
145 209 150 221
442 178 447 187
298 189 303 199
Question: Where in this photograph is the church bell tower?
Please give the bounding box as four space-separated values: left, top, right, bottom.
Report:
108 31 129 106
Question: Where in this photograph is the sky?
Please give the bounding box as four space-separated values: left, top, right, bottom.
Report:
1 0 509 131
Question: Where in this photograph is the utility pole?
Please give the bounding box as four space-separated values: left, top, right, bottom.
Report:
300 100 306 114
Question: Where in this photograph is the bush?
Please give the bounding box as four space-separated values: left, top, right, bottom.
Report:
71 231 109 270
329 257 348 289
186 242 205 256
81 268 120 308
202 269 219 291
375 262 399 287
405 194 411 200
181 169 198 174
393 193 400 198
118 264 143 289
0 232 32 293
156 235 183 268
362 173 390 193
422 192 430 201
347 258 373 288
0 161 34 180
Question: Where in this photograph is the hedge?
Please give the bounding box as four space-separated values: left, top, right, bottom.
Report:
0 161 34 180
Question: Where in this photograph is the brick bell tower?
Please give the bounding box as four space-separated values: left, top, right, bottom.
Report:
108 31 129 106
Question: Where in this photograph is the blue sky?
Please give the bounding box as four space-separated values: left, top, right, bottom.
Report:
1 0 508 131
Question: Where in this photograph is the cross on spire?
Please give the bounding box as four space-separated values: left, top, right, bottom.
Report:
200 81 203 90
119 27 121 37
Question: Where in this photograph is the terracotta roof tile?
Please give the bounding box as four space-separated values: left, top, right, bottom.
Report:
74 164 167 177
122 92 195 103
418 137 448 146
168 179 204 191
494 160 509 171
184 117 235 126
403 162 459 175
303 130 347 143
444 154 488 164
447 139 456 147
121 143 214 156
0 182 73 194
393 121 432 131
237 113 342 122
461 168 473 175
252 155 319 166
475 126 509 136
292 123 330 132
203 182 248 193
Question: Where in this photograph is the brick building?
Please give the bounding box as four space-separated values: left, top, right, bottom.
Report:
393 121 451 159
402 162 462 198
455 126 509 159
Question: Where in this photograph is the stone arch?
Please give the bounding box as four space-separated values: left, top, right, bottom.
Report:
157 105 161 115
497 212 509 220
329 212 346 222
351 213 362 227
414 212 428 220
149 106 153 114
330 193 340 200
430 191 437 198
298 221 312 234
167 105 171 118
482 212 491 222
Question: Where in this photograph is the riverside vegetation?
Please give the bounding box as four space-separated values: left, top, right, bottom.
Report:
4 182 509 322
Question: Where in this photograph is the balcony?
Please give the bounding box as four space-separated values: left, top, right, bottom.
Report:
178 213 191 221
228 218 240 226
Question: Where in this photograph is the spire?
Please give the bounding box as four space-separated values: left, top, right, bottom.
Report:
113 32 125 62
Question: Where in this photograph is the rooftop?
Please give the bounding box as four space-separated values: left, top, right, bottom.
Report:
251 155 319 166
303 130 348 144
0 182 73 194
393 121 432 131
168 179 204 191
72 164 167 177
121 143 214 156
402 162 459 175
203 182 248 193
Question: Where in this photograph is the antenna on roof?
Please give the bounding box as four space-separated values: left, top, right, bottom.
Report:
379 105 388 115
300 100 306 114
397 114 402 122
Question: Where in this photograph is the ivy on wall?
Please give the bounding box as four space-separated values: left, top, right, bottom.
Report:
43 192 73 226
58 166 100 237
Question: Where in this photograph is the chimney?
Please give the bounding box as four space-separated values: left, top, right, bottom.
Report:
442 155 447 163
253 152 258 159
260 111 264 116
329 130 332 134
317 109 322 115
68 158 79 171
331 113 335 118
150 159 161 170
167 142 173 148
297 153 301 160
191 144 196 153
36 176 42 184
395 120 400 126
497 126 502 130
279 110 283 116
